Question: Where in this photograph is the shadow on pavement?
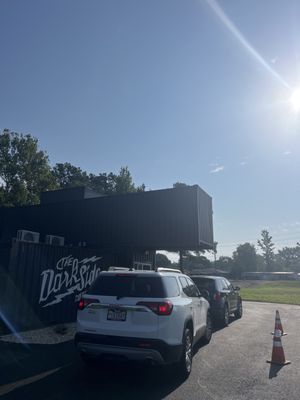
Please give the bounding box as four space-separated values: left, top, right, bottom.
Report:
0 339 77 386
268 363 285 379
212 316 237 333
0 340 186 400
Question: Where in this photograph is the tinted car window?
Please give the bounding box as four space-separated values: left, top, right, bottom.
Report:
224 278 234 290
179 277 199 297
88 275 164 298
192 277 216 292
179 277 191 296
186 277 200 297
163 276 180 297
219 278 229 290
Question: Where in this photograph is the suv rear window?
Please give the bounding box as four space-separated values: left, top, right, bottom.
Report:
191 277 215 292
162 276 180 297
88 275 164 298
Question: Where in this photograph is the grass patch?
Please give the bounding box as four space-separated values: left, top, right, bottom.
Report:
240 281 300 305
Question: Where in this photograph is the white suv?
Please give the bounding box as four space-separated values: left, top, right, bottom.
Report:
75 269 212 378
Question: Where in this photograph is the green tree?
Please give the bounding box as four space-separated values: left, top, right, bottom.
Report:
257 230 275 271
114 166 145 194
212 241 218 263
277 244 300 272
182 252 211 272
173 182 189 188
156 253 172 268
89 172 116 195
52 162 89 188
256 254 265 272
232 242 257 278
0 129 56 206
215 256 234 272
53 164 145 195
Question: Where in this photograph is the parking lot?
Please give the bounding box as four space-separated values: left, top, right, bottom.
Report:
1 301 300 400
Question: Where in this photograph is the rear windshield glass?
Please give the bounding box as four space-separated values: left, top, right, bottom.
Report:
191 278 215 292
162 276 180 297
88 275 165 298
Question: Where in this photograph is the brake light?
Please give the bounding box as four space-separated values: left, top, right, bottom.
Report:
78 298 99 310
158 302 173 315
214 292 221 302
137 301 173 316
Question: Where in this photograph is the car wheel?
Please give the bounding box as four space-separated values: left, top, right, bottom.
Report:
221 304 229 327
177 327 193 379
201 312 212 345
234 301 243 319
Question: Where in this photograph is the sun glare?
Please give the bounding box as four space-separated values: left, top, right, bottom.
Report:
290 88 300 112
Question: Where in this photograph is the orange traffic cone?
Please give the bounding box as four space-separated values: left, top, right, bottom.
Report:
267 329 291 366
271 310 287 336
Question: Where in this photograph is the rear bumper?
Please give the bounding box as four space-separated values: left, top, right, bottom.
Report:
75 332 182 364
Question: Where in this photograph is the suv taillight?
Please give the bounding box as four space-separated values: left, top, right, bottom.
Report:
78 298 99 310
214 292 221 302
137 301 173 316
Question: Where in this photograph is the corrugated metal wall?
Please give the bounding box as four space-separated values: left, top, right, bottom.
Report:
0 186 213 251
2 240 126 331
197 186 214 248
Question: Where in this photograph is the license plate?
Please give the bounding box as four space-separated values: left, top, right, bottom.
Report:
107 308 127 321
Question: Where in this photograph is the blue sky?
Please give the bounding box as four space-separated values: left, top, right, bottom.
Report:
0 0 299 257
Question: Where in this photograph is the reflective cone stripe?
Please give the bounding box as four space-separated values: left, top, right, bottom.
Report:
267 329 291 366
271 310 287 336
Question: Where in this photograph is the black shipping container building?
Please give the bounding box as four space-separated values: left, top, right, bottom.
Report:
0 185 213 331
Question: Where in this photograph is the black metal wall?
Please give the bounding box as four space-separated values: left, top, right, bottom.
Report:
2 240 127 331
0 186 213 251
1 241 156 331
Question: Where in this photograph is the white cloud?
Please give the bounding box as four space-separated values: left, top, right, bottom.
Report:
210 165 225 174
240 161 247 166
283 150 291 156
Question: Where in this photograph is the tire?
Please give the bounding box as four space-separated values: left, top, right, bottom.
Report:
220 304 229 327
234 301 243 319
177 327 193 379
201 312 212 345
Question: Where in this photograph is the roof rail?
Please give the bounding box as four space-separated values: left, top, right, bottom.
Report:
156 267 182 274
108 266 130 271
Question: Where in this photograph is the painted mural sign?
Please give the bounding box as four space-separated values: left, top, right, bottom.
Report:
39 255 102 307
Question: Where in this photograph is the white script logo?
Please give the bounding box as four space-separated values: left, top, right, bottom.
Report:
39 255 102 307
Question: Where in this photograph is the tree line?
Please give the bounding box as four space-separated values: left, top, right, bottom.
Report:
157 230 300 276
0 129 145 207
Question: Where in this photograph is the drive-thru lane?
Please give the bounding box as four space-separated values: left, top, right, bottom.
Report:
1 301 299 400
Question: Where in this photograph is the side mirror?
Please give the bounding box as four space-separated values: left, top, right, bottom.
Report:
200 289 210 300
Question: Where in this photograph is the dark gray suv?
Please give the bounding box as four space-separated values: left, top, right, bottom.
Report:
190 276 242 327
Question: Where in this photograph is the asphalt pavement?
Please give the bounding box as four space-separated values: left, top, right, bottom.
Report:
1 301 299 400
